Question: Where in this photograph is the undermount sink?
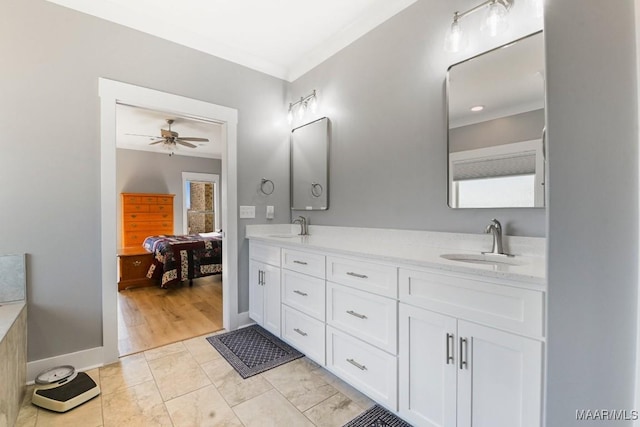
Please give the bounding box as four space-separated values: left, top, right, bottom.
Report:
440 253 525 266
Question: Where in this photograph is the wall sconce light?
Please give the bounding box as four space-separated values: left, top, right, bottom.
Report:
287 90 317 124
444 0 514 53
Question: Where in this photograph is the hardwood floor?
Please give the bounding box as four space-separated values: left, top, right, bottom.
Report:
117 275 223 356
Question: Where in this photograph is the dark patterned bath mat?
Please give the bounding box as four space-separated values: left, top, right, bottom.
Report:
343 405 414 427
206 325 303 378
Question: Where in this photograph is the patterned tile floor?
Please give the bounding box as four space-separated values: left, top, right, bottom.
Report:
16 331 375 427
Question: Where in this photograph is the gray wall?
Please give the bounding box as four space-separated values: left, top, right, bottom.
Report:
545 0 639 425
450 109 545 152
116 148 221 247
288 0 545 237
0 0 289 361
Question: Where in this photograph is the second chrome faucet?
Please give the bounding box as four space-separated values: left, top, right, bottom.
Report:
483 218 512 257
293 215 309 236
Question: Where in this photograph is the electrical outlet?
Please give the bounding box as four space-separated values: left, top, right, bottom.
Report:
266 205 274 219
239 205 256 219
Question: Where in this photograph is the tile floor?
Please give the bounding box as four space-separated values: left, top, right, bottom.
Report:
15 331 375 427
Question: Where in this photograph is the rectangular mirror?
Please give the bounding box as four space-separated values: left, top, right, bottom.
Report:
447 31 546 208
291 117 329 211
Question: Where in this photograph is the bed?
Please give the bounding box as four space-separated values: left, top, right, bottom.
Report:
143 232 222 288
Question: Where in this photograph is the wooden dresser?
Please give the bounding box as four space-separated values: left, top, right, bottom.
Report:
119 193 174 290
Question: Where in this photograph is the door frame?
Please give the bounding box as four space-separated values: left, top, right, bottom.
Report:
182 172 221 234
99 78 239 363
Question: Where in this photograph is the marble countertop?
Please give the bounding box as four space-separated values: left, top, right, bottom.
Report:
0 301 26 342
246 225 546 289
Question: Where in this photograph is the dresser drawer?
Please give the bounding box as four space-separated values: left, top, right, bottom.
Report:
327 282 397 354
123 195 142 204
124 220 173 231
123 204 150 213
282 249 325 278
282 270 325 321
326 326 397 410
281 305 325 366
250 242 281 267
123 231 150 247
149 204 172 213
123 212 172 222
118 252 156 290
157 195 173 204
399 268 545 337
326 256 398 298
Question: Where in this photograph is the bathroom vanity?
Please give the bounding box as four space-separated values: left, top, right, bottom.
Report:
247 224 545 427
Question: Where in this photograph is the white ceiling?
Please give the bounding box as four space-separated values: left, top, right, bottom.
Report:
116 104 223 158
46 0 418 82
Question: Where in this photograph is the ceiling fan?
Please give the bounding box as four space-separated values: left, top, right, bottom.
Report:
127 119 209 149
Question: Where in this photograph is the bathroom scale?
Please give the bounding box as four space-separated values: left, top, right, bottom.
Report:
32 365 100 412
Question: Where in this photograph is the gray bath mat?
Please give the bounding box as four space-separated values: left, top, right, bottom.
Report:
206 325 303 378
343 405 414 427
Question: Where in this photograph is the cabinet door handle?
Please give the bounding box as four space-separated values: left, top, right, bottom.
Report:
133 260 142 267
258 270 264 285
446 333 454 365
293 260 308 265
346 358 367 371
293 328 308 336
293 290 308 296
459 337 468 370
346 272 368 279
346 310 367 319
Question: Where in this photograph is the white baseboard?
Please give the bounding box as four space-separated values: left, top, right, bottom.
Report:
27 346 104 384
237 311 253 329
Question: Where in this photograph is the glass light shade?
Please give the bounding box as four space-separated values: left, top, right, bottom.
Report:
444 19 467 53
309 95 318 113
481 1 509 37
287 108 293 124
528 0 543 18
297 102 306 119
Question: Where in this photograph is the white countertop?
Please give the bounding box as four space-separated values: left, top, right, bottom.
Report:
246 224 546 289
0 301 26 342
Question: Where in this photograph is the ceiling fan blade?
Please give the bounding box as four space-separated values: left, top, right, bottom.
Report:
177 140 197 148
149 140 165 145
126 133 160 138
176 137 209 142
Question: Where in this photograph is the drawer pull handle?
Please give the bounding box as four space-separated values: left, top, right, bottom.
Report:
459 337 468 370
293 260 308 265
131 214 137 218
293 290 308 297
446 333 454 365
346 272 368 279
294 328 308 336
133 260 142 267
346 358 367 371
346 310 367 320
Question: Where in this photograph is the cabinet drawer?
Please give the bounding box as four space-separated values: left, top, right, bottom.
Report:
149 204 172 213
399 268 544 337
124 220 173 231
326 326 397 410
123 204 150 213
281 305 325 366
250 242 281 267
282 249 325 278
327 282 397 354
123 232 150 247
119 253 153 280
123 212 172 222
327 256 397 298
282 270 325 322
123 195 142 204
157 196 173 204
141 195 158 204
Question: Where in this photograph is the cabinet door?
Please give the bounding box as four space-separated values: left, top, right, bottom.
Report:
457 321 542 427
249 260 265 326
399 304 457 427
262 263 281 336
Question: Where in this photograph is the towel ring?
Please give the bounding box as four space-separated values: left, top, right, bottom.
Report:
311 182 323 197
260 178 275 195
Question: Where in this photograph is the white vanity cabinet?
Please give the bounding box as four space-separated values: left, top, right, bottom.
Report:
398 267 544 427
279 248 327 365
249 242 282 336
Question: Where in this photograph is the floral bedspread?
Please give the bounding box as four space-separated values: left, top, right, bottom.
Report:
143 233 222 288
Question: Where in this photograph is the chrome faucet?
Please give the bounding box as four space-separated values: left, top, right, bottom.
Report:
293 216 309 236
483 218 507 256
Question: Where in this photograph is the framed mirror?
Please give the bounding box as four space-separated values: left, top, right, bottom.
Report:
291 117 329 211
447 31 545 209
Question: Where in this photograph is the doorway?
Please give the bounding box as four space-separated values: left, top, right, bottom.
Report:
99 78 239 364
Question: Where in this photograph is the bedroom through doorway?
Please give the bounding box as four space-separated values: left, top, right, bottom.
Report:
115 104 225 357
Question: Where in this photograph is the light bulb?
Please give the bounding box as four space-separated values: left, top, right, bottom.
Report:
444 18 467 53
481 1 509 37
309 95 318 114
297 102 306 119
